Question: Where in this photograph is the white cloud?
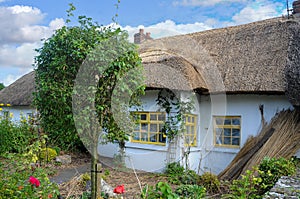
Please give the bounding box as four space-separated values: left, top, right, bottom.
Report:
173 0 247 6
0 42 41 68
120 20 212 42
0 6 64 44
230 0 285 25
0 5 65 85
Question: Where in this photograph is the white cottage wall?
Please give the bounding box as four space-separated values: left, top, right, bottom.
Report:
197 94 293 174
0 106 36 122
98 90 203 172
98 92 296 174
98 90 169 171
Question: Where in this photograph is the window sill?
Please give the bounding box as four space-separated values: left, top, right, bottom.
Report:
208 147 240 154
126 142 168 152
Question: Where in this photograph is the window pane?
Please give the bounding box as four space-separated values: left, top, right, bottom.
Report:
216 135 222 144
215 118 224 125
141 123 148 131
224 119 231 125
224 137 231 145
192 117 195 123
224 128 231 136
232 129 240 137
158 114 165 121
216 128 223 136
141 133 148 141
187 116 191 123
140 114 147 121
191 126 195 133
150 134 157 142
133 132 140 140
150 124 157 132
159 124 164 132
186 126 190 134
134 124 140 131
150 114 157 121
232 118 240 125
232 138 240 145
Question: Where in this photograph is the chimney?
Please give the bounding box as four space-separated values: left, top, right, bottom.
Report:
146 32 151 39
139 29 144 35
133 29 152 44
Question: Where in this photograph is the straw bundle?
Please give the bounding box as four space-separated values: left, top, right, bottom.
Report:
219 109 300 181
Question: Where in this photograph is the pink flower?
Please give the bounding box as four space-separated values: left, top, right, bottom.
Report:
113 184 125 194
29 176 40 188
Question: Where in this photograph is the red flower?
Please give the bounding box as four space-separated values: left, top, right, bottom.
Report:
29 176 40 188
113 184 125 194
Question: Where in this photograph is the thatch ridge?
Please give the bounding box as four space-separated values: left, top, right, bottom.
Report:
0 71 35 106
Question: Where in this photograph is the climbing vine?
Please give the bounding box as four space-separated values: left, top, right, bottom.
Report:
156 88 195 141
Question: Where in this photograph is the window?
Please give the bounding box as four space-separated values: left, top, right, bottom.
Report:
184 114 197 146
131 112 166 145
213 116 241 147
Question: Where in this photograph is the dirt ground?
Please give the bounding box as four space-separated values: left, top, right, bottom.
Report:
52 152 169 198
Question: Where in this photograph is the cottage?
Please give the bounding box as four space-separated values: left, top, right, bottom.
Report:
99 17 300 174
1 17 299 174
0 71 36 121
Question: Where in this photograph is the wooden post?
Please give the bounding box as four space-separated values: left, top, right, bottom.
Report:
96 163 102 198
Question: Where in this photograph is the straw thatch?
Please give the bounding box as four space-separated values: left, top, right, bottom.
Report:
139 17 300 105
2 17 300 106
0 71 35 106
285 21 300 109
218 109 300 181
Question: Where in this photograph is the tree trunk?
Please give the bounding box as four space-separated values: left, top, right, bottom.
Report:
119 141 126 166
91 144 99 199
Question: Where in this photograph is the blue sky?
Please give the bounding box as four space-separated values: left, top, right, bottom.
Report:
0 0 288 86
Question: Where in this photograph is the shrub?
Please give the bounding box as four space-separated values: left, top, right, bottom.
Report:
222 157 297 198
165 162 185 176
0 154 60 198
257 157 296 194
141 182 178 199
39 147 58 162
175 184 206 199
179 169 199 185
0 115 38 155
198 172 220 194
165 162 199 185
222 168 262 199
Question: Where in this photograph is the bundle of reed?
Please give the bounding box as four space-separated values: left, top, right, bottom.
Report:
219 109 300 181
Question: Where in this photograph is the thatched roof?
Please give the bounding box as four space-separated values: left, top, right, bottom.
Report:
0 71 35 106
1 17 300 106
285 20 300 108
140 17 300 98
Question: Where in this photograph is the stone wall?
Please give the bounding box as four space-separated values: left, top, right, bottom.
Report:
264 168 300 198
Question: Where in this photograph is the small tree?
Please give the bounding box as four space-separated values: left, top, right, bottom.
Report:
35 4 145 198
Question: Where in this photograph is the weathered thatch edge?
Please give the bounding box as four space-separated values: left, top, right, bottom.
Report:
285 19 300 109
